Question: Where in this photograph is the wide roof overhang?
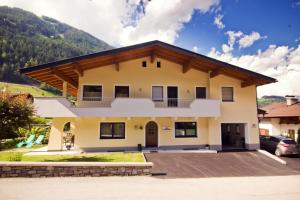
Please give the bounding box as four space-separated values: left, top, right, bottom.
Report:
20 40 277 96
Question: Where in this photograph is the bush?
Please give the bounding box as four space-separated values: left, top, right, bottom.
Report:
30 116 50 125
0 92 34 139
18 127 45 138
18 126 49 144
0 138 24 150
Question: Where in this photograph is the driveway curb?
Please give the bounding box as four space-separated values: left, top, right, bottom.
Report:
257 149 287 165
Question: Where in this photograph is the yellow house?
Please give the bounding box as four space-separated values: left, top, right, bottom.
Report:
20 41 276 152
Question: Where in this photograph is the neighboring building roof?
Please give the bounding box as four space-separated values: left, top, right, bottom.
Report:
20 40 276 96
261 102 300 117
258 108 267 115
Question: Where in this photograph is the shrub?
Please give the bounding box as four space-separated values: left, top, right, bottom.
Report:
18 126 49 144
18 127 45 138
30 116 50 125
0 138 24 150
0 92 35 139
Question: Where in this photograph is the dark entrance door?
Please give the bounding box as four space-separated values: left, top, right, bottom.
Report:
145 121 158 147
221 123 246 150
167 86 178 107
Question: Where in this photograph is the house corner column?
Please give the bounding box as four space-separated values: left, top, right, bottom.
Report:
208 118 222 151
48 118 65 151
62 81 67 97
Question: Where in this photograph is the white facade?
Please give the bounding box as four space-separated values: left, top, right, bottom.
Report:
259 118 299 141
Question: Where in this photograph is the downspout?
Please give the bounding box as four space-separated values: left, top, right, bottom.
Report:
255 86 261 142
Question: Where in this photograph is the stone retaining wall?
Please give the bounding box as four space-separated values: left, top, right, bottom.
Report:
0 162 153 178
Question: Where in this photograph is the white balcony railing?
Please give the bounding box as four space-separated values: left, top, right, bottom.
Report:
80 97 199 108
33 97 221 118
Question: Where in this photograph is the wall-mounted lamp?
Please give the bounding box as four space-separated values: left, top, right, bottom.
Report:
139 88 142 92
134 125 144 130
187 89 190 93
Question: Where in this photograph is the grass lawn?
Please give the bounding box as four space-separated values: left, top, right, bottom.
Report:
1 144 47 152
0 152 145 162
0 82 57 97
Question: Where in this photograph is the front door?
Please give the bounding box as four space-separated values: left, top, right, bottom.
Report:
221 123 246 150
145 121 158 147
167 86 178 107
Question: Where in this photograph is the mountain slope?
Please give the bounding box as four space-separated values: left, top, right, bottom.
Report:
0 6 113 84
257 95 286 108
0 82 58 97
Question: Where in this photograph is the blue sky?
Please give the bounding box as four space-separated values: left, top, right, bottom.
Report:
1 0 300 96
177 0 300 55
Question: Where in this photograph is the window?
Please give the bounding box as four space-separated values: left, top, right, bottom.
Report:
152 86 163 101
270 137 279 142
287 129 296 140
175 122 197 138
222 87 234 102
283 139 297 145
100 122 125 139
142 61 147 67
63 122 71 132
82 85 102 101
115 86 129 98
157 61 161 68
196 87 206 99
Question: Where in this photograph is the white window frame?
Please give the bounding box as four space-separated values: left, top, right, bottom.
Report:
81 84 103 102
195 86 207 99
221 86 234 102
152 86 164 102
114 84 130 98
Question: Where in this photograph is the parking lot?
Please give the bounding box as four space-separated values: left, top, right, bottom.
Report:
144 151 300 178
281 154 300 171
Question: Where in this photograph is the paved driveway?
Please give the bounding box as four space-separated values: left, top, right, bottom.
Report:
144 151 300 178
281 154 300 171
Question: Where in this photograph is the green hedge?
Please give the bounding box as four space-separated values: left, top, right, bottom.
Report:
0 138 24 150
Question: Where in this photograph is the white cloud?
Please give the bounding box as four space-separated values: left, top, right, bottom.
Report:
222 31 266 53
0 0 220 46
238 32 266 49
192 46 199 53
226 31 243 46
221 44 232 53
208 45 300 97
214 14 225 29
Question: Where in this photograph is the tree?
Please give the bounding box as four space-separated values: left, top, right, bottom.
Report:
0 92 35 139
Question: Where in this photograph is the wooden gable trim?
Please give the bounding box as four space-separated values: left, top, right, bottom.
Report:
241 79 256 88
182 58 194 73
209 68 222 78
72 62 84 77
112 54 120 71
51 68 78 88
150 50 156 63
115 62 120 71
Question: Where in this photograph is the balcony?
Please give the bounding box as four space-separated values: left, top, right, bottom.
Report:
33 97 221 118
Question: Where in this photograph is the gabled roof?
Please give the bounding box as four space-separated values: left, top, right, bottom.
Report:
20 40 276 96
261 102 300 117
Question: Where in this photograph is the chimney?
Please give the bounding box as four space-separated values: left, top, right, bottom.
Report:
285 95 298 106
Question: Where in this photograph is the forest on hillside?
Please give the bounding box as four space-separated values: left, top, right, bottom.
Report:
0 6 113 85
